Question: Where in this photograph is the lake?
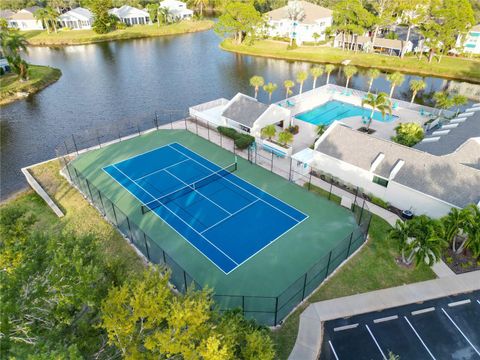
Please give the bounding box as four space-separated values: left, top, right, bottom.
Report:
0 28 477 200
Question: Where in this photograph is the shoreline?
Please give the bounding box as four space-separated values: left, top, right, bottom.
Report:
25 20 214 47
0 65 62 106
220 40 480 85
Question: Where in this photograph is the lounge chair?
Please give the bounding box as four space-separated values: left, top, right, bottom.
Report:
286 100 295 107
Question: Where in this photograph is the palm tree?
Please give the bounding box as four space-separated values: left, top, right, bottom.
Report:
409 79 426 103
386 72 405 98
443 207 471 254
452 94 468 116
433 92 454 116
158 7 170 24
310 66 324 89
343 66 357 89
263 82 278 102
361 92 392 129
146 3 160 26
316 124 327 137
2 30 28 57
389 220 414 265
34 8 51 33
464 204 480 259
249 75 264 99
261 125 276 140
366 68 380 93
194 0 209 17
284 79 294 98
46 7 58 33
411 220 446 267
325 64 335 85
278 130 294 146
296 70 308 94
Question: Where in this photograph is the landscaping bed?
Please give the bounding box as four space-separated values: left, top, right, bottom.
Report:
443 248 480 274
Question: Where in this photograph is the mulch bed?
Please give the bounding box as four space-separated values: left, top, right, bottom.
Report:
443 248 480 274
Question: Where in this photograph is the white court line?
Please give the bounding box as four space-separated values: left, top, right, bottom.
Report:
365 325 386 360
168 143 306 223
164 168 232 216
448 299 471 307
441 308 480 356
133 158 190 181
404 316 436 360
201 199 260 234
111 164 239 267
328 341 340 360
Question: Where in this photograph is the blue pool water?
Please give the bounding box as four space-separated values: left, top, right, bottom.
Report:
295 100 397 126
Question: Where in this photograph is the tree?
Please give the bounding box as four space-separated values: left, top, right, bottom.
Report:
333 0 374 51
214 2 264 45
464 204 480 259
316 124 327 137
194 0 209 18
443 207 471 253
34 8 52 33
312 32 320 45
392 122 424 146
370 0 398 50
397 0 426 47
283 79 294 98
278 130 294 146
433 91 454 116
296 70 308 94
343 65 357 89
90 0 116 34
452 94 468 116
409 79 426 103
310 66 324 89
366 68 381 93
263 82 277 102
46 6 58 33
286 0 306 46
1 30 29 81
386 71 405 98
389 219 414 265
325 64 335 84
249 75 264 99
146 3 159 26
361 92 392 129
261 124 276 140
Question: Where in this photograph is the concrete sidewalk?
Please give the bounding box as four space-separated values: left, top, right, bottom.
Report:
288 271 480 360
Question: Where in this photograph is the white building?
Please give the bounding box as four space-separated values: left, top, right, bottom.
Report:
160 0 193 21
333 34 413 57
459 24 480 55
265 1 332 45
292 121 480 218
58 7 93 30
109 5 150 26
8 6 44 31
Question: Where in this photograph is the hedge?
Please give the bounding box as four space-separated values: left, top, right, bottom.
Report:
217 126 255 150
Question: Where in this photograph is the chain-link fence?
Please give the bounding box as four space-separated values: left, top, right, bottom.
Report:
56 112 372 326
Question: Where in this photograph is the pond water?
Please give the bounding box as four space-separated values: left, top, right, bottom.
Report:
0 28 477 200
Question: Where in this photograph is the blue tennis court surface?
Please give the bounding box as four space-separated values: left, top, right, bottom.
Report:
103 142 308 274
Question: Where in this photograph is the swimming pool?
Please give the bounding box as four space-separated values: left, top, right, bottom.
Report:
295 100 397 126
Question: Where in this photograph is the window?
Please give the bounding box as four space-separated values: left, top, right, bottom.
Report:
373 176 389 187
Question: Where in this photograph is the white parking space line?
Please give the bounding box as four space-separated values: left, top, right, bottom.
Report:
477 300 480 306
334 324 359 332
365 325 386 360
448 299 471 307
328 341 340 360
441 308 480 356
374 315 399 323
411 307 435 316
404 316 436 360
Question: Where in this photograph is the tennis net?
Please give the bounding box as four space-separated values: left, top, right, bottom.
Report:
141 162 237 214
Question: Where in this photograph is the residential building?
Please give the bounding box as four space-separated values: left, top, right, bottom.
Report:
333 34 413 57
293 121 480 218
265 1 332 45
8 6 44 30
58 7 93 30
109 5 150 26
159 0 193 21
459 24 480 55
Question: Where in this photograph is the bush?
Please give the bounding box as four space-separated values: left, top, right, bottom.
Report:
116 21 127 30
287 125 299 134
217 126 255 149
392 122 424 147
218 126 239 139
286 41 298 50
0 67 4 76
368 194 390 209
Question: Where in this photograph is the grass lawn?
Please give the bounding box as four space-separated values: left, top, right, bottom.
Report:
25 20 214 46
271 185 436 359
0 65 61 106
221 39 480 84
11 160 435 359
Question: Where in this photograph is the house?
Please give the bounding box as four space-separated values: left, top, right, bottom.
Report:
8 6 44 30
459 24 480 55
333 34 413 57
292 121 480 218
109 5 150 26
58 7 93 30
265 1 332 45
159 0 193 21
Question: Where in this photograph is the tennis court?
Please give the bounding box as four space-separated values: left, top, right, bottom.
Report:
321 290 480 360
103 142 307 274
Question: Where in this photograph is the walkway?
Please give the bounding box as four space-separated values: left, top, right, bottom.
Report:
288 271 480 360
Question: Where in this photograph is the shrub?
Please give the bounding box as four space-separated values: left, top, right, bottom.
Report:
217 126 255 149
0 67 4 76
287 125 299 134
218 126 239 139
116 21 127 30
368 194 389 209
392 123 424 147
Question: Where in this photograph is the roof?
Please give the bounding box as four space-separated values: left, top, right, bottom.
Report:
315 122 480 208
335 34 411 50
266 1 332 24
59 7 93 21
10 9 37 21
0 10 15 19
221 94 269 128
415 109 480 156
444 139 480 170
109 5 148 18
24 6 42 14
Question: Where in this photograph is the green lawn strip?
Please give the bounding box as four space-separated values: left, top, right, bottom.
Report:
271 194 435 359
25 20 214 46
0 65 61 106
221 39 480 84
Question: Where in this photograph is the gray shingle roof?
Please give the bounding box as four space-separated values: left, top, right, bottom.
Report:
266 1 332 24
316 123 480 208
415 110 480 156
221 95 269 128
